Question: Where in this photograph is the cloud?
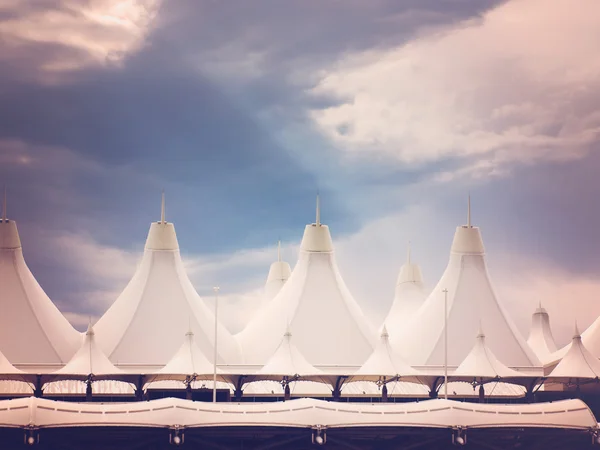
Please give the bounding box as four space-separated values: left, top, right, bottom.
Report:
0 0 161 74
309 0 600 176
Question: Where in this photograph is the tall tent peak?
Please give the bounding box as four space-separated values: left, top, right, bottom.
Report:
300 196 334 252
86 323 95 336
264 241 292 301
145 195 179 250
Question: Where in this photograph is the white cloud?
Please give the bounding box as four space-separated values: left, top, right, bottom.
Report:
309 0 600 177
0 0 161 73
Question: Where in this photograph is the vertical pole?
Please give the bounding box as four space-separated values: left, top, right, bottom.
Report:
443 288 448 400
213 286 220 403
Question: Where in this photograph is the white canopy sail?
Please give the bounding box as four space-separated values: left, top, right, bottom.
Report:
155 330 219 381
55 325 124 379
237 198 376 366
257 329 321 378
454 327 523 379
95 196 241 367
0 209 80 365
391 199 538 367
354 326 419 379
264 241 292 302
383 243 427 335
527 303 558 362
548 324 600 380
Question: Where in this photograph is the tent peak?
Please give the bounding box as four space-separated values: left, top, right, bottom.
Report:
381 325 389 339
574 321 581 339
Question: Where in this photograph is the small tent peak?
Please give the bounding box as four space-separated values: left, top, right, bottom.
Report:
86 323 95 336
476 322 485 338
574 321 581 339
381 325 389 339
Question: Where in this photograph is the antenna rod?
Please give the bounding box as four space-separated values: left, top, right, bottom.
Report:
407 241 411 265
316 193 321 225
277 240 281 262
160 191 166 224
2 185 6 222
467 194 471 228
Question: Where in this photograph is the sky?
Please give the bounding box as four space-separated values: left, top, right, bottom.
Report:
1 0 600 347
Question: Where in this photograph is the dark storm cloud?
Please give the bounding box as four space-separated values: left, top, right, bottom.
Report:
0 0 508 319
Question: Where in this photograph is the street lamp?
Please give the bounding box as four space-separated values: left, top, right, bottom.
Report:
443 288 449 400
213 286 220 403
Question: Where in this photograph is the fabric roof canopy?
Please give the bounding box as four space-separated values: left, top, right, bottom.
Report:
264 241 292 302
94 203 241 367
527 303 558 362
391 206 539 368
0 218 80 365
152 330 221 382
238 202 376 366
548 324 600 381
383 244 427 336
53 325 126 381
453 328 524 381
353 326 420 381
256 329 322 380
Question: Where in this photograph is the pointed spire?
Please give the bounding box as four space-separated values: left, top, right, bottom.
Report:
160 190 166 224
277 240 282 262
2 185 6 222
86 322 94 336
467 193 472 228
574 321 581 338
315 192 321 226
407 241 411 265
381 324 389 339
477 321 484 338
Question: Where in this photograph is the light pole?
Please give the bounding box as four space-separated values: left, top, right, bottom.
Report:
443 288 448 400
213 286 220 403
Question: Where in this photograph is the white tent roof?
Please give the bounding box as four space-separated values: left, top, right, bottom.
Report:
454 327 523 379
354 326 419 378
527 303 558 362
391 202 539 368
383 243 427 335
156 330 218 379
264 241 292 302
95 199 241 367
54 324 123 378
257 329 321 377
237 200 376 366
549 324 600 380
550 305 600 364
0 215 80 365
